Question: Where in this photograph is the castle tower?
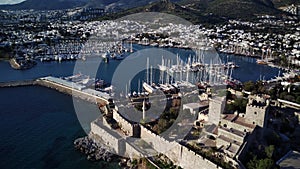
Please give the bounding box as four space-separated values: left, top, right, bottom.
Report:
208 96 226 125
245 96 269 128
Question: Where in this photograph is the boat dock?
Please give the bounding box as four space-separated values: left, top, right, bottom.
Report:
0 77 110 105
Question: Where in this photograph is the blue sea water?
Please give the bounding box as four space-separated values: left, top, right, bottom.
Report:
0 45 284 169
0 86 120 169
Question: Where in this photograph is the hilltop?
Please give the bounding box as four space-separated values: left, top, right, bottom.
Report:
0 0 179 11
1 0 299 15
0 0 298 22
98 0 225 24
97 0 298 24
178 0 283 19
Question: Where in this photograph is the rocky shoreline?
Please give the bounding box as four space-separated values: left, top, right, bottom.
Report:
9 58 36 70
74 135 138 168
74 136 115 162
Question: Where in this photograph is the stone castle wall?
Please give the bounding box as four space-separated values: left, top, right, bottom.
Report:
91 120 144 158
90 120 123 155
112 109 134 136
91 108 221 169
139 125 218 169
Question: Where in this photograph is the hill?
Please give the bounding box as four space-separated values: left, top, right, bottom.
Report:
1 0 298 15
178 0 282 19
98 0 298 24
0 0 86 10
84 0 159 10
0 0 180 11
98 0 225 24
0 0 298 22
272 0 300 8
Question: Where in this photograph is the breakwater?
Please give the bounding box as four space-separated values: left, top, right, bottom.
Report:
0 78 109 105
0 80 37 88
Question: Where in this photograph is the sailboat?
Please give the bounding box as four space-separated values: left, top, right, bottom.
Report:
256 48 268 65
158 56 167 71
143 57 157 94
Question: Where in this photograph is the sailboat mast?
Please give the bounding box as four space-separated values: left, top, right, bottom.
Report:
150 65 153 84
146 57 149 84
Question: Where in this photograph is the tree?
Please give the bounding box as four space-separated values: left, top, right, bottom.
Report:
257 158 275 169
247 156 275 169
284 95 295 102
247 156 258 169
157 119 169 134
279 91 288 99
233 98 248 113
268 88 277 100
264 129 281 146
296 96 300 104
265 145 274 158
256 81 267 94
244 81 255 92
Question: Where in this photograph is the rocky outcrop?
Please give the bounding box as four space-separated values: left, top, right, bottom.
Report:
74 136 115 162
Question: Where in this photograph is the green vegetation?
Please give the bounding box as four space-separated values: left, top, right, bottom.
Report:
152 107 179 134
244 125 297 169
129 158 157 169
153 154 181 169
97 0 287 24
269 83 300 104
226 98 248 113
179 0 283 20
243 81 267 94
264 129 281 146
96 0 225 24
247 156 277 169
206 0 279 19
246 144 279 169
142 158 157 169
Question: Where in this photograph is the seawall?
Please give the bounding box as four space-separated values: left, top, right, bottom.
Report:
0 80 37 88
0 78 108 105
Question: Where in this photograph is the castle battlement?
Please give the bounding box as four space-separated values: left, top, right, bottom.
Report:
245 95 270 128
247 103 267 109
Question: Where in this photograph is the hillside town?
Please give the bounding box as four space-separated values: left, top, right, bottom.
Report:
0 6 300 69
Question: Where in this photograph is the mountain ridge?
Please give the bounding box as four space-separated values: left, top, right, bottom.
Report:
97 0 296 24
0 0 86 10
2 0 299 11
0 0 298 22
